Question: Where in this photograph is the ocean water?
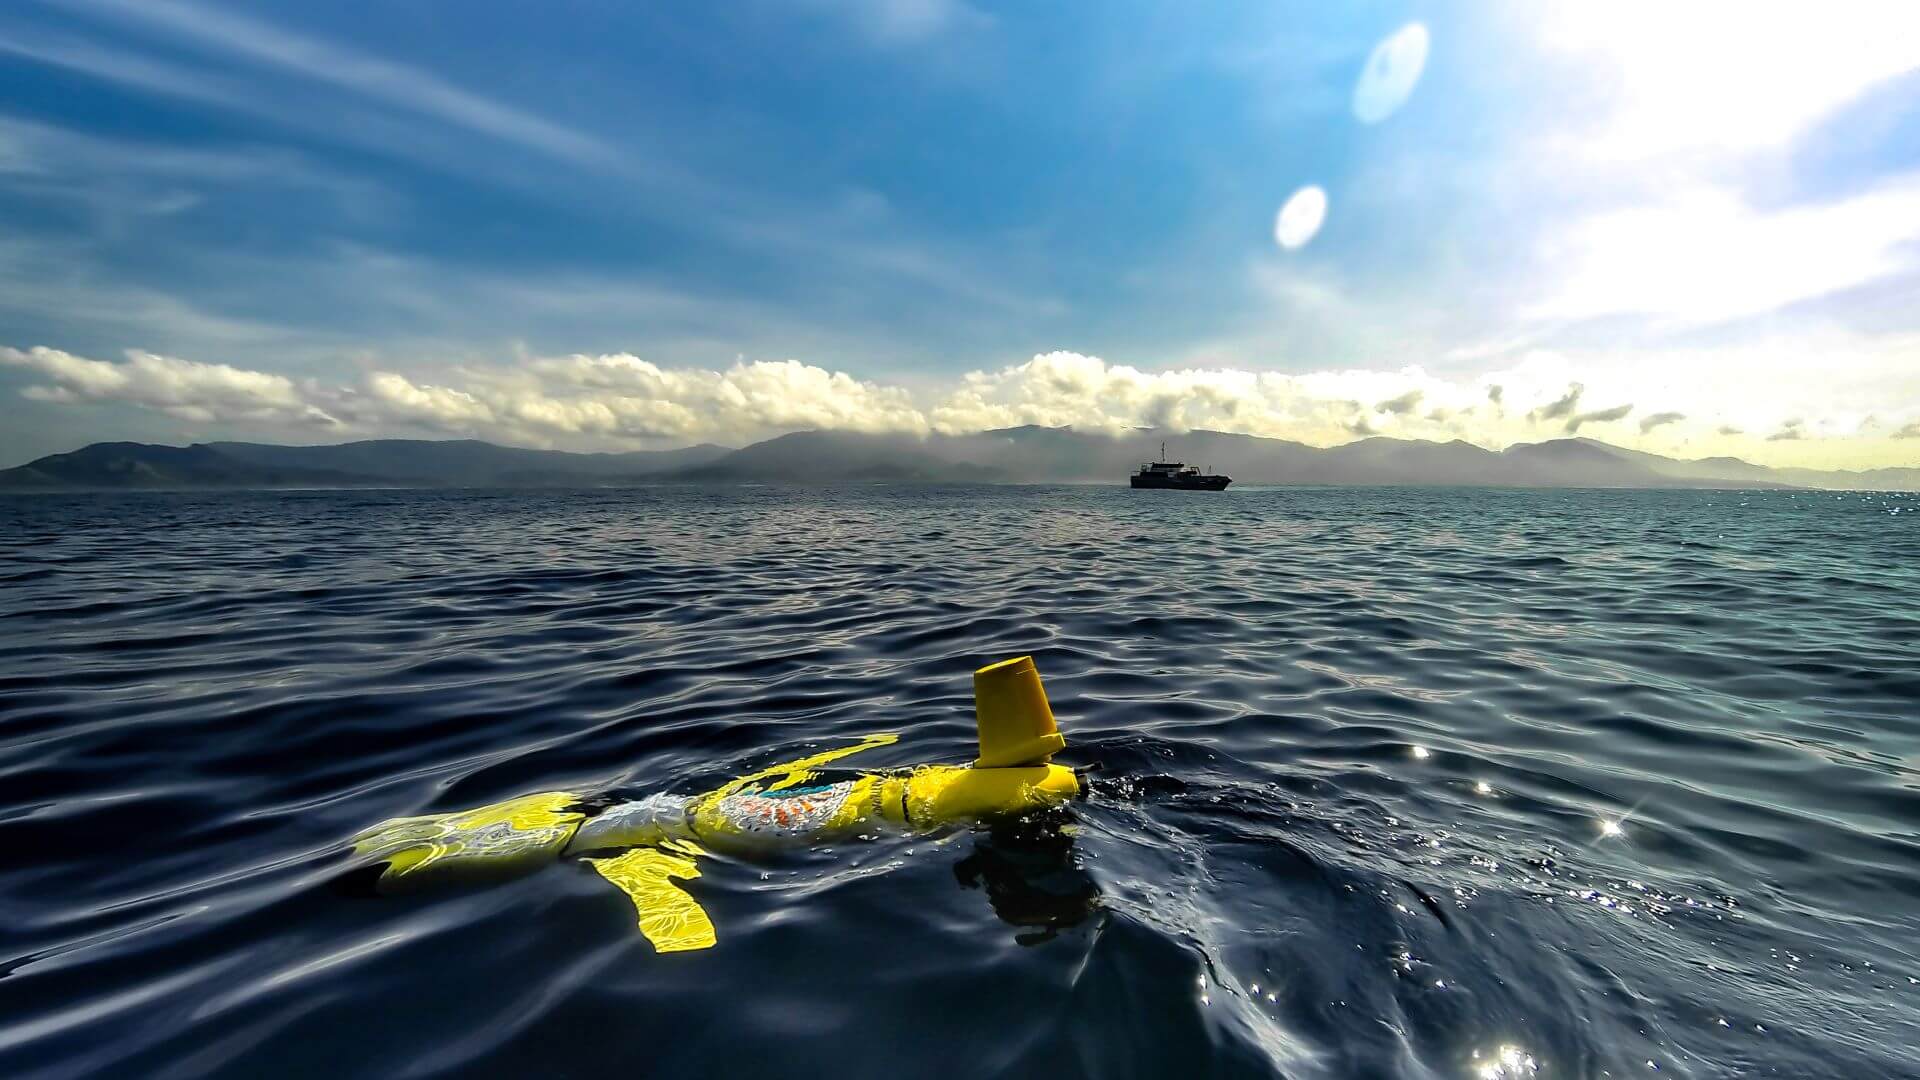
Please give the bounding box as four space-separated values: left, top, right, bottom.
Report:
1 485 1916 1079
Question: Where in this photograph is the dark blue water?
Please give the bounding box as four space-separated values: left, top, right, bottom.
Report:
1 486 1917 1079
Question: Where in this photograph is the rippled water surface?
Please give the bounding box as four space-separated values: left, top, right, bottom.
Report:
3 486 1918 1079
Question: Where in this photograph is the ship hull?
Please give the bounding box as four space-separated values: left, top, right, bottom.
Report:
1130 474 1231 490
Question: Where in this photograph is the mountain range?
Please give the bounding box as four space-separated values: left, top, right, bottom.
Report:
1 428 1913 490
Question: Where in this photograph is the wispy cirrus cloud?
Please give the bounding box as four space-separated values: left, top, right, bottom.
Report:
800 0 991 44
0 24 595 193
15 0 1046 326
45 0 618 167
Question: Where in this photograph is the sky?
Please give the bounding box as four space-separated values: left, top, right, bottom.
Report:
2 0 1918 469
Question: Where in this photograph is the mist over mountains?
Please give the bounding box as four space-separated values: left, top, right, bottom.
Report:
1 427 1914 490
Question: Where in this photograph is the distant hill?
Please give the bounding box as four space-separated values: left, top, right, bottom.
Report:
0 438 729 490
0 442 388 489
928 428 1917 490
207 439 730 487
1 429 1914 490
678 430 1007 483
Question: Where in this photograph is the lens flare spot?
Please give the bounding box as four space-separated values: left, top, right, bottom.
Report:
1274 185 1328 251
1353 23 1430 124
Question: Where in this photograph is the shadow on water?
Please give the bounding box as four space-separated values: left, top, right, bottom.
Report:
955 807 1101 947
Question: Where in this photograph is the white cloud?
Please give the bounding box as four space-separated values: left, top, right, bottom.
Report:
358 354 927 443
1499 3 1920 333
361 372 494 430
1529 181 1920 324
926 352 1605 448
518 354 927 438
1532 1 1920 161
1 345 335 425
8 342 1920 468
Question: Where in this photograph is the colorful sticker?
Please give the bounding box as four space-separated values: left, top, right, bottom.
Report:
712 781 854 837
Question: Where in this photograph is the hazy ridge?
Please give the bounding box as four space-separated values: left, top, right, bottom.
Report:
1 427 1914 490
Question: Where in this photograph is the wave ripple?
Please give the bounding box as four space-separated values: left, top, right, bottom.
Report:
1 485 1917 1079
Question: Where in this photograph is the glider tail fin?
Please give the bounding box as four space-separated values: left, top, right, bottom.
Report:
585 843 718 953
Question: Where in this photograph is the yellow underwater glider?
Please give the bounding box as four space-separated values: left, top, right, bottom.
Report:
349 656 1080 953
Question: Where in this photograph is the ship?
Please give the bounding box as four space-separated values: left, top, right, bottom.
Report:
1129 444 1231 490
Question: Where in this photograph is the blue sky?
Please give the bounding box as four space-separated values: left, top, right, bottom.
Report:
3 0 1918 466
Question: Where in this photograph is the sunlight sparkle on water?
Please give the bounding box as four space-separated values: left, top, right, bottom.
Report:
1472 1044 1539 1078
1600 818 1625 838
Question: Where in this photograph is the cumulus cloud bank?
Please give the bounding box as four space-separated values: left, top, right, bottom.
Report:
5 343 1917 466
1 346 335 426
